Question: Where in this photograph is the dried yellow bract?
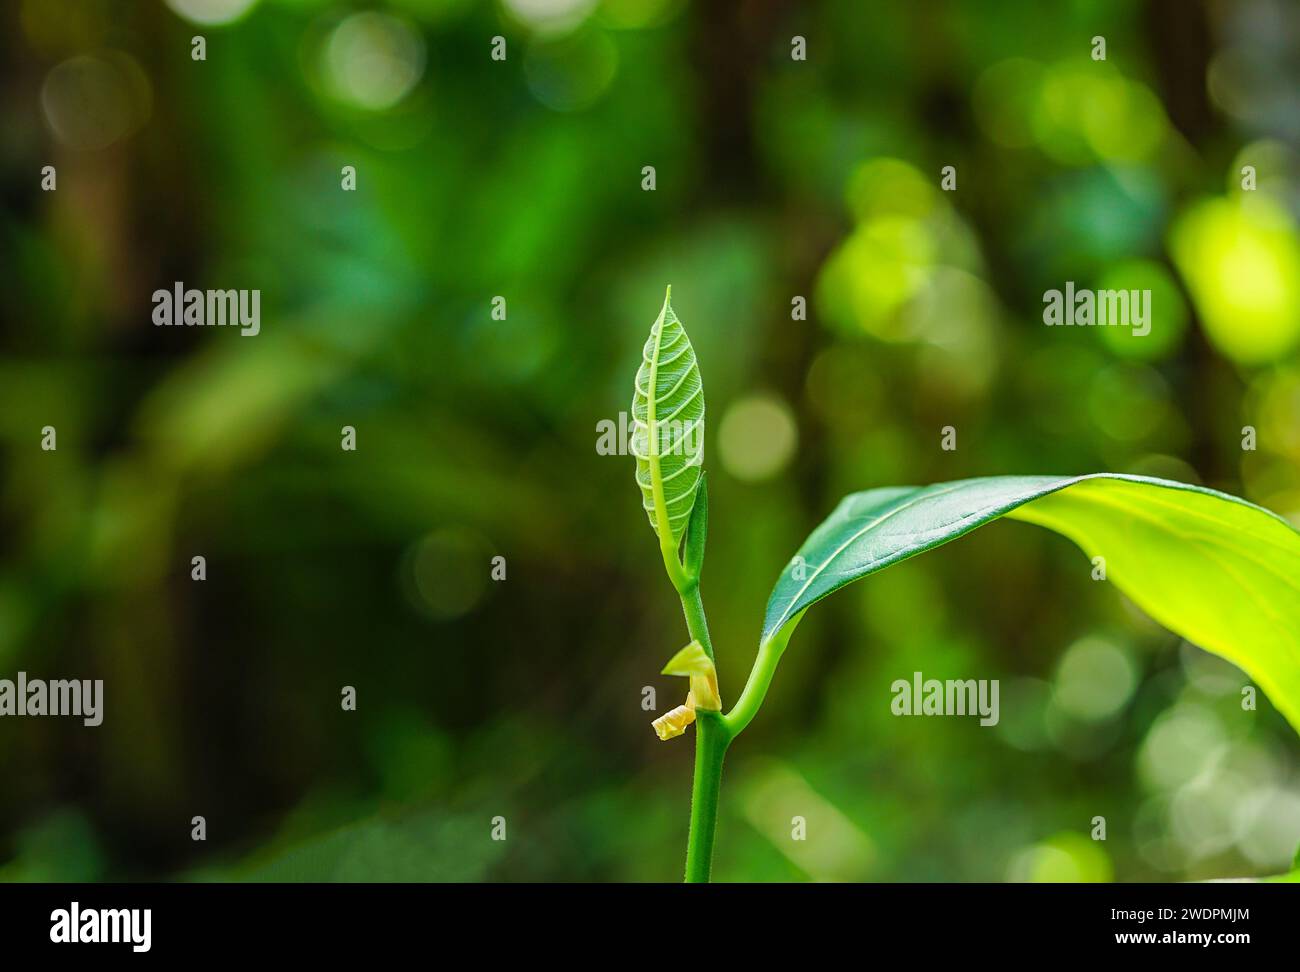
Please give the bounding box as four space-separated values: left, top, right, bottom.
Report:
652 699 697 740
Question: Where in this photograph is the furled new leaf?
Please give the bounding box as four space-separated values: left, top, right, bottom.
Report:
631 288 704 547
683 474 709 578
762 474 1300 732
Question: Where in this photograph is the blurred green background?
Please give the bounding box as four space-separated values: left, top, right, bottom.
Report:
2 0 1300 882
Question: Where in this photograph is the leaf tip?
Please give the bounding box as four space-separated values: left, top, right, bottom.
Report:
661 639 708 676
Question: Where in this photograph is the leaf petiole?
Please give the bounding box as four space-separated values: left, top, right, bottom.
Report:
723 609 805 737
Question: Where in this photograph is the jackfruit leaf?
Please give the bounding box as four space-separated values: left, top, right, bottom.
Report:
763 474 1300 732
631 288 704 546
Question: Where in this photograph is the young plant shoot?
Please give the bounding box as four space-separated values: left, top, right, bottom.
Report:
632 288 1300 883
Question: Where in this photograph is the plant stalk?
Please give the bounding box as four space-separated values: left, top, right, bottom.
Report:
673 577 732 882
684 711 730 882
675 575 714 660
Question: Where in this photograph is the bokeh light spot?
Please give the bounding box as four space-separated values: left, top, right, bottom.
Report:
324 12 426 111
1094 259 1188 360
1007 832 1112 882
164 0 258 26
1052 636 1137 721
1169 195 1300 364
718 393 798 483
403 527 493 620
1030 61 1168 165
504 0 597 36
524 29 618 112
41 53 152 151
846 157 936 222
1139 704 1226 792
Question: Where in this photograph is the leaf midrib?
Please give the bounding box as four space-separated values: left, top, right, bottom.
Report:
645 305 672 542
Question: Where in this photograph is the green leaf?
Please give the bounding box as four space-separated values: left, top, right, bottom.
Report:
631 287 704 547
1264 868 1300 883
662 639 714 678
662 638 720 711
762 474 1300 732
683 473 709 578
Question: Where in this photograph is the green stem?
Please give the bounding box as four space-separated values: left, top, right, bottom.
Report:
674 578 731 881
669 582 802 879
676 577 714 659
684 711 730 882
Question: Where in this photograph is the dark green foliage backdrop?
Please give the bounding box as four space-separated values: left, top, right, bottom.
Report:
2 0 1299 881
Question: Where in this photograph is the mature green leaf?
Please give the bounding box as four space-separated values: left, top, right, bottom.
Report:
631 288 704 545
763 474 1300 731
